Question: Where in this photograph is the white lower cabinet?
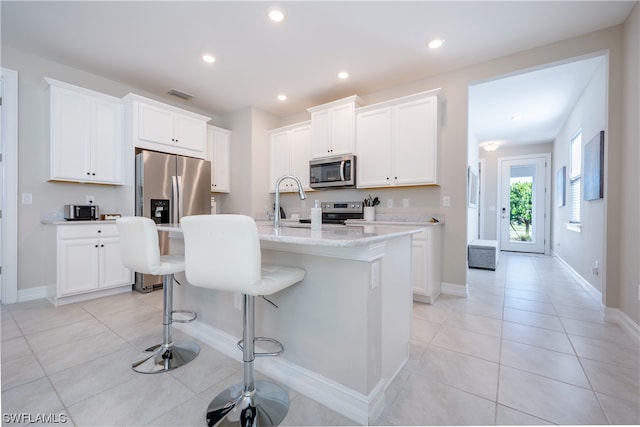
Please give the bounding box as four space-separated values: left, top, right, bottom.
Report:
48 223 132 305
412 226 442 303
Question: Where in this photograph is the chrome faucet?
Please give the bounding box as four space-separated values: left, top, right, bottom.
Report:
274 175 306 228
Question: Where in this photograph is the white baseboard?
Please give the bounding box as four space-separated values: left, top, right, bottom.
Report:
49 285 132 306
441 281 468 298
605 307 640 343
552 253 603 305
553 253 640 343
174 320 384 425
17 286 47 302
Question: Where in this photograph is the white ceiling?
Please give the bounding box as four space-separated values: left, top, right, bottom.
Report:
469 55 606 147
1 1 635 146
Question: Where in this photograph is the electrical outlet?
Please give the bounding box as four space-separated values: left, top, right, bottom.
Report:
443 196 451 207
86 195 95 205
387 199 393 208
402 198 409 208
591 261 599 276
21 193 32 205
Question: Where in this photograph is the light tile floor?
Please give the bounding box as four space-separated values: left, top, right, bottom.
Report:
2 252 639 425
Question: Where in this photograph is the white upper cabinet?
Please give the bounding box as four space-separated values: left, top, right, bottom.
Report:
124 94 210 159
289 125 312 189
206 125 231 193
268 122 311 192
355 107 392 187
308 96 361 159
47 78 124 185
356 89 442 188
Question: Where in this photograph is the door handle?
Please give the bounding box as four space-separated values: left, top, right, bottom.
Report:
177 176 184 221
171 176 179 223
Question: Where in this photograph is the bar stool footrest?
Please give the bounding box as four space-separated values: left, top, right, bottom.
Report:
171 310 197 323
237 337 284 357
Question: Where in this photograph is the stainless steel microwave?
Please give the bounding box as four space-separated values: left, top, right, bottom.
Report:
310 155 356 189
64 204 98 221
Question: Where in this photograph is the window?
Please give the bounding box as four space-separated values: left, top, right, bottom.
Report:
570 130 582 223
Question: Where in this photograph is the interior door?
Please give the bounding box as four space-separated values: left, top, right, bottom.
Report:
500 156 547 253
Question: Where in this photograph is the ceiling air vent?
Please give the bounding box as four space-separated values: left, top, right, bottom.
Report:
167 89 195 100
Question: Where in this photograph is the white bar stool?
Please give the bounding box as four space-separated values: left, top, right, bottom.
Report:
116 216 200 373
181 214 305 427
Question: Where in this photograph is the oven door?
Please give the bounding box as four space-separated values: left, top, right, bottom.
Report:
309 155 356 188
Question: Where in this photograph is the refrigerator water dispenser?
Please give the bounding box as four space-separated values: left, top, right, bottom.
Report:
151 199 170 224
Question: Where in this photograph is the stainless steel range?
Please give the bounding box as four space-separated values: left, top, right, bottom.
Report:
300 201 363 224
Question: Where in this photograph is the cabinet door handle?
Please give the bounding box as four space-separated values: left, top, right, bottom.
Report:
94 244 99 248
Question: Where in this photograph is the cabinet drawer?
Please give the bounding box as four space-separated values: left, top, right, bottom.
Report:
58 223 118 239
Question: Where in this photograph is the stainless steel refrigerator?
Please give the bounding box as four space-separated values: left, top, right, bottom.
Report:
135 149 211 292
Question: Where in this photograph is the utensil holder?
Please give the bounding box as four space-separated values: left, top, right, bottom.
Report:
364 206 375 221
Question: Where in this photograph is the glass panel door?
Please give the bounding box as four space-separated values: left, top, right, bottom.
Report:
500 157 547 253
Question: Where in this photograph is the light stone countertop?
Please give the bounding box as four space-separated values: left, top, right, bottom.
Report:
41 219 117 225
158 220 422 248
346 218 442 227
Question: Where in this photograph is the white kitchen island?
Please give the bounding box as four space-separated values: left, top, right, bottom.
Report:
159 220 421 425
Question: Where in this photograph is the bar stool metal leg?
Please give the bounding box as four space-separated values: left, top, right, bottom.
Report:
205 295 289 427
132 274 200 373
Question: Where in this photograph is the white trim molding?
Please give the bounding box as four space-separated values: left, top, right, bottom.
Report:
605 308 640 343
17 286 47 303
553 252 640 343
441 282 469 298
1 67 19 304
174 320 386 425
553 252 603 304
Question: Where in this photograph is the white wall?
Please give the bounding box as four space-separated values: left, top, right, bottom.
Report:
553 59 607 294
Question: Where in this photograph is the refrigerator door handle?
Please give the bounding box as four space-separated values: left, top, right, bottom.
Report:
177 175 184 221
172 175 179 223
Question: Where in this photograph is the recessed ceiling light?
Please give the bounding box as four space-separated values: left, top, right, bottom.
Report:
202 54 216 64
268 9 284 22
277 94 287 101
338 71 349 79
511 114 523 121
427 38 445 49
481 141 501 152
